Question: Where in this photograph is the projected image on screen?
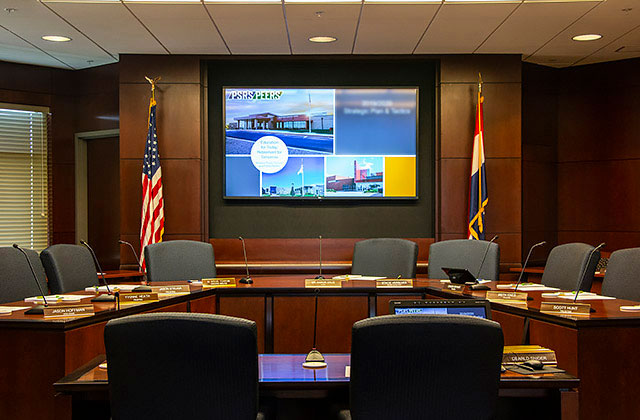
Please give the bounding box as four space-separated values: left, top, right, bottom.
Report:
224 87 417 199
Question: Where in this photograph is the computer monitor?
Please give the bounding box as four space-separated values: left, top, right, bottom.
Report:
389 299 492 320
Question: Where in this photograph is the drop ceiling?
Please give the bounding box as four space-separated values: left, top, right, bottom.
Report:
0 0 638 70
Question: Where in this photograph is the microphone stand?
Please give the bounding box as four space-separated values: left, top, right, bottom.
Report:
315 235 324 279
81 240 116 302
13 244 48 315
574 242 605 302
514 241 546 292
238 236 253 284
303 289 327 369
476 235 498 280
118 240 151 292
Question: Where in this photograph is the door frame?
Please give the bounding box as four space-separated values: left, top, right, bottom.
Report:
74 129 119 244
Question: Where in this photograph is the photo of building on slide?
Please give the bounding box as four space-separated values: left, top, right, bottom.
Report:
262 157 325 197
225 89 334 155
325 157 384 197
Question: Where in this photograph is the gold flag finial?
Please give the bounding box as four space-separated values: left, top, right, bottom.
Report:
145 76 161 100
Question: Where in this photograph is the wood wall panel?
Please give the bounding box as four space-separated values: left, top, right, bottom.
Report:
219 296 265 353
440 84 475 158
439 55 522 83
119 159 144 235
160 160 203 234
120 55 201 84
484 158 521 233
439 158 470 234
51 164 76 234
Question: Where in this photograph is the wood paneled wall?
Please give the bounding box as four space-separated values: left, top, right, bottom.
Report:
556 58 640 251
118 55 208 268
0 61 119 246
438 55 522 270
117 54 522 270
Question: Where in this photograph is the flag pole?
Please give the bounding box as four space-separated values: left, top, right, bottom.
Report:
145 76 161 101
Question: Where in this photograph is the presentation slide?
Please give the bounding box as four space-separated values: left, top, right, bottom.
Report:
224 88 417 199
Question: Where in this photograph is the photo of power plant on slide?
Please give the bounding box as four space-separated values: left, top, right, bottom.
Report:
224 88 418 199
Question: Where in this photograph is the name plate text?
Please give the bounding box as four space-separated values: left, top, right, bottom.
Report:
119 292 159 304
44 304 95 318
376 279 413 288
444 283 465 292
151 285 191 294
486 291 528 301
305 279 342 288
540 301 591 316
202 278 237 288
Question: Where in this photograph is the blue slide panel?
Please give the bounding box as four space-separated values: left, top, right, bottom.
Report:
226 156 260 197
334 89 417 156
226 130 333 153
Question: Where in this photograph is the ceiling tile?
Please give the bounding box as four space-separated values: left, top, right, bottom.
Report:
45 2 167 55
285 4 361 54
575 24 640 66
415 3 519 53
477 2 596 55
354 4 439 54
0 29 68 68
528 0 639 65
0 0 114 68
126 4 228 54
206 4 289 54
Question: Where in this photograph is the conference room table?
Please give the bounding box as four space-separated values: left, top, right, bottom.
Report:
1 274 639 420
54 353 579 420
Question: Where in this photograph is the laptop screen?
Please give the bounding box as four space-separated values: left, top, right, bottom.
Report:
389 299 491 320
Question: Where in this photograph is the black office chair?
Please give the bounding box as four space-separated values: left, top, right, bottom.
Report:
40 244 99 293
0 247 49 303
339 315 503 420
105 313 262 420
351 238 418 278
144 240 216 282
428 239 500 281
601 248 640 301
541 243 599 292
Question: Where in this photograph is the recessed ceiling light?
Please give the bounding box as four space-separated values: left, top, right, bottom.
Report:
572 34 602 42
42 35 72 42
309 36 337 43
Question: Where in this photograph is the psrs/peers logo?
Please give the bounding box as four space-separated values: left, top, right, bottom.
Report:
227 90 284 101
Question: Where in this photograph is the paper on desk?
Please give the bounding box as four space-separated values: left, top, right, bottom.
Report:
541 292 616 301
332 275 386 280
24 294 84 303
439 279 492 284
84 284 140 293
496 283 559 292
0 306 31 313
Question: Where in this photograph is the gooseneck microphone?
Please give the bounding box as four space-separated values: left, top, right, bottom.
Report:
118 240 141 271
476 235 499 280
119 239 151 292
303 289 327 369
514 241 546 292
574 242 605 302
315 235 324 279
238 236 253 284
13 244 48 315
81 240 116 302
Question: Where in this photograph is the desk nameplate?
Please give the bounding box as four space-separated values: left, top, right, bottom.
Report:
444 283 465 292
151 285 191 294
44 304 95 319
540 302 591 316
202 278 236 288
487 291 528 301
119 292 159 304
376 280 413 288
305 279 342 288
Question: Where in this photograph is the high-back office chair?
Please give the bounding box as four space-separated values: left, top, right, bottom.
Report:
0 247 49 303
40 244 99 294
541 243 600 292
351 238 418 279
601 248 640 301
340 315 503 420
428 239 500 281
105 313 261 420
144 240 216 282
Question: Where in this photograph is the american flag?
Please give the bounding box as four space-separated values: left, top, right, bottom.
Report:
140 97 164 270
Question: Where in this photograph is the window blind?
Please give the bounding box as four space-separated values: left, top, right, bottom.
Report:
0 105 49 251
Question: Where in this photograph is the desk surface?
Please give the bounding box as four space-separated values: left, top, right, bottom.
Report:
54 353 580 394
1 276 639 330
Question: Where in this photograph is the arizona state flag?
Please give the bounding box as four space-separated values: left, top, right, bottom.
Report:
468 80 487 240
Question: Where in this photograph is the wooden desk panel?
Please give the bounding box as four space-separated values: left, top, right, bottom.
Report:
219 296 266 353
491 310 526 345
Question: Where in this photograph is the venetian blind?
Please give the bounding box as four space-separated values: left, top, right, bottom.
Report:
0 105 49 251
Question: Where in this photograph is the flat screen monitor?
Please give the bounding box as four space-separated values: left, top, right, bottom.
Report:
223 87 418 199
389 299 491 320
